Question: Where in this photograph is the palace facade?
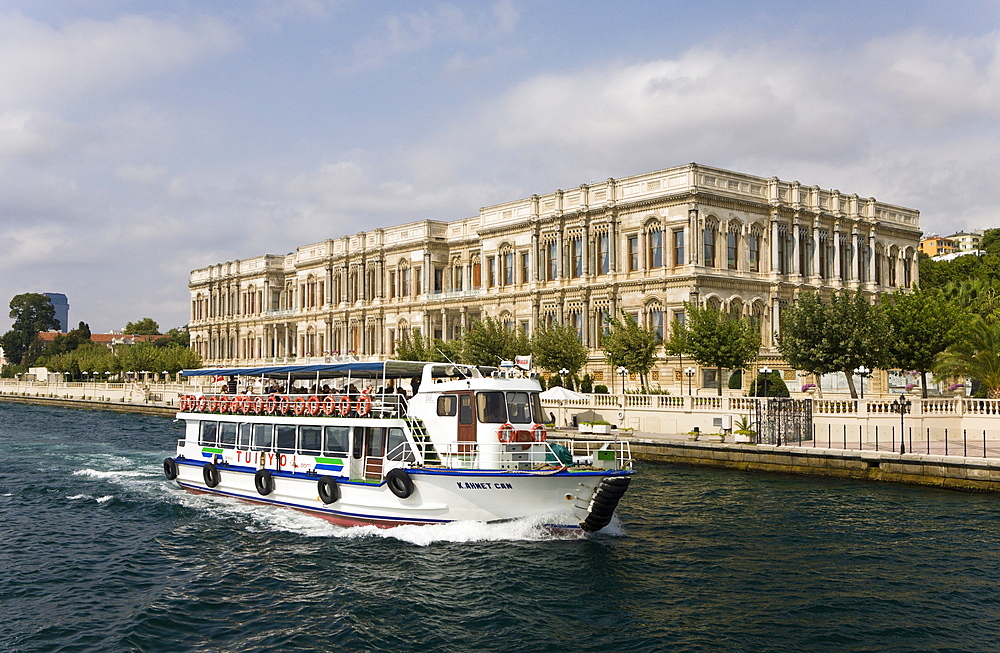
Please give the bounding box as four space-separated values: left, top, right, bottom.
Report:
188 163 921 389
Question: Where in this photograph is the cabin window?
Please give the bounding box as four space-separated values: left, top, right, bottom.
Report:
386 428 414 462
476 392 507 424
437 395 457 416
366 427 387 458
299 426 322 455
530 393 544 423
506 392 532 424
252 424 273 451
352 427 364 459
275 425 296 454
199 421 218 446
325 426 350 455
238 423 251 449
218 422 238 447
459 394 473 425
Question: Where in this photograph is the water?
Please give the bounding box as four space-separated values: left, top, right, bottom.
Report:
2 402 999 653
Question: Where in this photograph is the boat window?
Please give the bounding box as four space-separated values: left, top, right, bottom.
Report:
299 426 322 455
325 426 350 456
437 395 457 416
459 394 473 424
476 392 507 424
352 427 364 460
238 423 251 449
366 427 387 458
530 393 544 423
199 421 218 446
506 392 532 424
218 422 238 447
252 424 273 451
386 428 414 462
275 425 296 453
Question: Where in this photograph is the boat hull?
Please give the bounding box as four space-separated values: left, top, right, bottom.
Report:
172 458 630 530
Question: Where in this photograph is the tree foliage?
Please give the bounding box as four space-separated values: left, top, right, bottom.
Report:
1 293 60 366
395 330 449 363
881 288 962 397
672 302 761 396
933 316 1000 398
124 317 161 335
530 323 587 376
778 290 885 398
602 311 659 389
461 317 529 367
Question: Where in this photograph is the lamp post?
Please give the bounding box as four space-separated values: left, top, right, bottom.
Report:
559 367 569 391
854 366 871 399
617 366 628 394
894 392 912 454
684 367 696 396
759 367 772 399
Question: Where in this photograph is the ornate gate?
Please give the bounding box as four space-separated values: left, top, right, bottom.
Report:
757 398 813 445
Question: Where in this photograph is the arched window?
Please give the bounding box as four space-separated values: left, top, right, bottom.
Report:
726 225 740 270
703 220 718 268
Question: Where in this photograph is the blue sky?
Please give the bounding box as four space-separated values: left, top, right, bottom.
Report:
2 0 1000 333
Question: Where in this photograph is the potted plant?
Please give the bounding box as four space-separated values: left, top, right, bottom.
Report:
578 421 593 434
590 419 612 434
801 382 817 396
948 382 966 397
733 414 756 443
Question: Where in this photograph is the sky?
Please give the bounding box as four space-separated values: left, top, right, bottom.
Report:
3 0 1000 334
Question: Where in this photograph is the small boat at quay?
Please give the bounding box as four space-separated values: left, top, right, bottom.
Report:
163 360 633 531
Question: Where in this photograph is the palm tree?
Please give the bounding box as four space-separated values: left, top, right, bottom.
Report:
934 317 1000 398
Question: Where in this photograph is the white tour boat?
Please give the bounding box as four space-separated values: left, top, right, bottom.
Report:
163 361 633 531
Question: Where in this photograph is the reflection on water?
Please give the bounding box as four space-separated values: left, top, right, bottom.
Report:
2 402 999 652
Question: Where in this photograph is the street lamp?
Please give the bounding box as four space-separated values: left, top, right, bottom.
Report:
854 366 871 399
684 367 696 396
894 392 912 454
559 368 569 390
616 366 629 394
760 367 772 399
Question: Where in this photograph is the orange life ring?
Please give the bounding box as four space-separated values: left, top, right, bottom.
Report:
532 423 547 442
293 396 307 416
179 395 190 411
278 395 291 416
253 395 265 415
336 395 351 417
207 395 219 413
322 395 336 416
265 394 278 415
356 394 372 417
228 395 241 414
196 395 208 412
306 395 320 416
497 423 515 443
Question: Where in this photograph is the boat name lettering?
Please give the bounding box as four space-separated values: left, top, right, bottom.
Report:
235 450 294 468
455 482 513 490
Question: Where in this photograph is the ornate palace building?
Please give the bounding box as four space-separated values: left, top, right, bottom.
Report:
188 163 921 388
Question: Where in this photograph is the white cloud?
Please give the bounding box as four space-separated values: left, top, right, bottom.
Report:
0 11 240 108
343 1 521 72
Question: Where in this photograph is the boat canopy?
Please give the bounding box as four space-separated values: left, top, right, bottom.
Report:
181 360 488 381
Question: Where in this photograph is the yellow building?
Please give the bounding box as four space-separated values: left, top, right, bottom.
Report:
188 163 921 388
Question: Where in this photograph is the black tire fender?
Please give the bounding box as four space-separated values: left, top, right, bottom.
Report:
163 457 179 481
317 476 340 504
203 463 221 488
254 468 274 496
385 468 414 499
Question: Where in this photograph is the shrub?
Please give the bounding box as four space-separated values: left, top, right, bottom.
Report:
593 384 609 394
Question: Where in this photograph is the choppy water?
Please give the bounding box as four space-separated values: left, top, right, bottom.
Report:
2 402 1000 652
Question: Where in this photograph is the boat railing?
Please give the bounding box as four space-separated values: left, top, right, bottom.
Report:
177 392 407 419
411 439 633 472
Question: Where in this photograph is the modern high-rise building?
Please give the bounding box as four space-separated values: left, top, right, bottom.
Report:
187 163 922 386
44 293 69 333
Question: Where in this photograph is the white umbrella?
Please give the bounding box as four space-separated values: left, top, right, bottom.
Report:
540 386 589 401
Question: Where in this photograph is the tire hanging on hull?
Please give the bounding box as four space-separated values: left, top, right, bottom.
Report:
163 457 179 480
580 475 631 532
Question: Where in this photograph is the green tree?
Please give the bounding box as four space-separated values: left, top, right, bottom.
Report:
156 327 190 348
1 293 59 366
395 330 444 362
124 318 161 335
778 290 886 398
672 302 761 396
530 322 588 379
602 311 659 390
881 288 962 398
934 316 1000 398
462 317 529 367
159 344 202 374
